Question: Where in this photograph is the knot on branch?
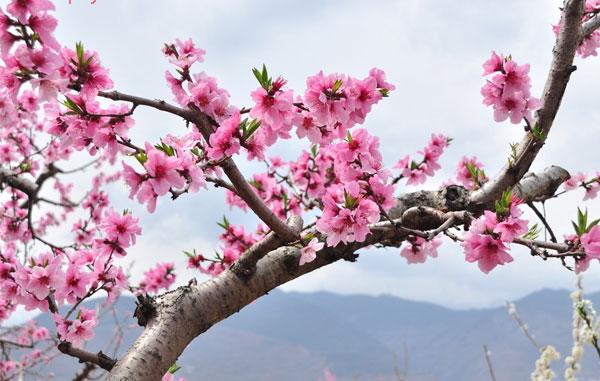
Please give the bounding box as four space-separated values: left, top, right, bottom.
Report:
134 294 157 327
232 216 303 281
440 185 470 211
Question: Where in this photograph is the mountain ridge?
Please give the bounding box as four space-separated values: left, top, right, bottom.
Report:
25 288 600 380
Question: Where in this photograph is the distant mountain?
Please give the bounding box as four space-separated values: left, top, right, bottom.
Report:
30 289 600 381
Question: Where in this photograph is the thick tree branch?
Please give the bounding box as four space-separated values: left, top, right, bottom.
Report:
231 216 303 280
57 341 117 371
106 166 569 380
0 167 37 197
470 0 584 206
582 12 600 38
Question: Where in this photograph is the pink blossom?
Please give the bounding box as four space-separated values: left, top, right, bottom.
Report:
207 112 241 160
299 238 325 266
481 52 540 124
564 172 586 190
250 84 294 146
162 373 186 381
28 12 60 50
347 76 382 124
304 71 350 129
138 263 176 294
100 209 142 248
144 143 185 196
54 307 97 347
186 72 233 122
6 0 54 23
463 233 513 273
317 184 380 247
581 225 600 260
456 156 487 190
482 51 504 75
163 38 205 69
57 264 91 303
61 46 113 99
14 254 64 301
122 162 145 198
368 67 395 92
400 237 442 264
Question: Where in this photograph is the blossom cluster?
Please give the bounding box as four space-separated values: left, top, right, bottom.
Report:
296 68 394 146
138 262 176 294
394 134 450 185
481 52 541 124
0 319 51 380
185 220 262 276
54 307 97 347
563 171 600 200
576 225 600 272
455 156 488 190
554 1 600 58
316 129 395 247
122 136 206 212
400 236 442 264
462 194 528 273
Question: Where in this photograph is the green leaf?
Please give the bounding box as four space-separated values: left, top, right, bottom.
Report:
75 41 85 65
261 64 268 84
508 142 519 166
571 208 598 235
19 162 31 172
84 55 94 67
310 144 319 157
183 249 196 258
62 97 83 115
332 79 343 93
243 119 261 140
167 363 182 374
154 141 175 156
522 223 541 240
190 147 202 157
343 190 357 209
252 67 264 87
464 162 479 180
134 152 148 165
252 64 271 91
530 122 547 141
588 218 600 232
578 208 587 232
217 216 230 230
248 179 262 190
572 221 582 236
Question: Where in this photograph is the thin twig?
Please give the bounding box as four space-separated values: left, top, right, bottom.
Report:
526 201 557 243
57 342 117 371
483 345 497 381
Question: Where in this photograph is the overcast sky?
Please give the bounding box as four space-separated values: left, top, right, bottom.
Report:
9 0 600 320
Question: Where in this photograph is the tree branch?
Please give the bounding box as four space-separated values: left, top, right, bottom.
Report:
582 12 600 38
231 216 303 280
470 0 584 206
0 167 37 197
106 166 570 380
57 341 117 372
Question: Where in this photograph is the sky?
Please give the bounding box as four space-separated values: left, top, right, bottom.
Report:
6 0 600 323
